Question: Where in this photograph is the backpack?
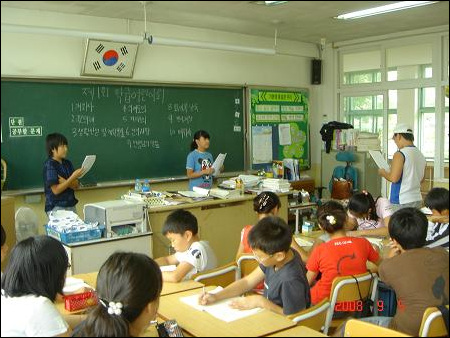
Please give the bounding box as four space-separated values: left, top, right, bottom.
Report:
329 152 358 199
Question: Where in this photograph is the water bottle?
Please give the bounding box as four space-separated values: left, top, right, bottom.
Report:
134 179 142 193
142 179 151 193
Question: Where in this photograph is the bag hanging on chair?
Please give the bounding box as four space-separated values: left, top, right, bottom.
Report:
331 179 353 199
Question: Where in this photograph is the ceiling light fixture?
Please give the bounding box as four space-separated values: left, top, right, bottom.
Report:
252 1 288 6
334 1 438 20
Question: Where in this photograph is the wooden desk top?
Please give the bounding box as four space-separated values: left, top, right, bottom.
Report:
266 325 327 337
161 280 204 296
157 286 296 337
56 272 204 315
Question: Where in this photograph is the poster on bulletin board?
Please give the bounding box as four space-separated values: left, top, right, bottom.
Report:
249 88 310 170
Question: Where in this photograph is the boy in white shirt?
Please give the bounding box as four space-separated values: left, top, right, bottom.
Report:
156 209 217 282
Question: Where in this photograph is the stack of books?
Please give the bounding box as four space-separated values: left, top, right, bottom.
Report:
356 132 381 151
262 178 291 192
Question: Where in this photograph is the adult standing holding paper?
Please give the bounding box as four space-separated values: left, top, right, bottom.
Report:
377 123 426 211
186 130 216 191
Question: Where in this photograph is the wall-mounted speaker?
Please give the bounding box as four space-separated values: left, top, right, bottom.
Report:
311 59 322 85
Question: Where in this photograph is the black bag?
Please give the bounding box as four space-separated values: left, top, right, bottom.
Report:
352 272 374 318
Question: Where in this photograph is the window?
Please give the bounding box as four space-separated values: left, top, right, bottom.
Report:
344 95 383 134
419 87 449 160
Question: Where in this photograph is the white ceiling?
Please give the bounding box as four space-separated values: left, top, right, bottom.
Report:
1 1 449 44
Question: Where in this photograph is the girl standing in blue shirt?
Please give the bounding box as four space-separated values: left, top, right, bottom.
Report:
186 130 215 191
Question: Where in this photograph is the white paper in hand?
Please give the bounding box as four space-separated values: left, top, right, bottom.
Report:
368 151 390 171
79 155 96 178
212 153 226 177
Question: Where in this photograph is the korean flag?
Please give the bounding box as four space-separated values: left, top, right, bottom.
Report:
82 39 139 78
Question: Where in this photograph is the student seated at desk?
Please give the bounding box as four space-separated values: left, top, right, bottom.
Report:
73 252 162 337
1 236 83 337
424 187 449 249
236 191 308 263
309 201 355 252
200 216 310 315
337 207 449 337
306 202 381 305
156 209 217 283
1 224 8 277
346 191 393 238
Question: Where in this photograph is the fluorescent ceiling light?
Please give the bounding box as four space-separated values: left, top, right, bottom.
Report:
252 1 288 6
265 1 288 5
335 1 438 20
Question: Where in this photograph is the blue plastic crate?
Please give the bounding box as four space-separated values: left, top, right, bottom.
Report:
45 225 105 244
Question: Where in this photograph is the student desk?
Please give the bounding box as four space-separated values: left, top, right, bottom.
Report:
266 325 327 337
56 272 205 315
149 194 289 266
157 286 296 337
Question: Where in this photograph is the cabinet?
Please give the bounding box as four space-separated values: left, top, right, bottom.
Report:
63 232 152 275
1 196 16 270
321 150 381 198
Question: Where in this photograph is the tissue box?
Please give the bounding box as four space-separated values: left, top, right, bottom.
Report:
64 291 98 312
302 220 314 233
46 225 105 244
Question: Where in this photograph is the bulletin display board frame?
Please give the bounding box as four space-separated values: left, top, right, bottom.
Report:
248 87 310 171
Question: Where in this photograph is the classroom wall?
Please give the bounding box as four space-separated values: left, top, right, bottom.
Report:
1 7 324 226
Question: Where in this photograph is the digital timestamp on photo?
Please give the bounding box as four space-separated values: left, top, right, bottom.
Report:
334 300 405 312
334 300 385 312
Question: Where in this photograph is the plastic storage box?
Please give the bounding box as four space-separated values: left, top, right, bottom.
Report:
46 225 105 244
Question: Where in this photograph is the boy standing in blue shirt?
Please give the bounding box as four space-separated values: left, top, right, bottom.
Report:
43 133 84 215
186 130 215 191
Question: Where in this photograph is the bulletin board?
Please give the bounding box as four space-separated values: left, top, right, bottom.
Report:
249 87 310 170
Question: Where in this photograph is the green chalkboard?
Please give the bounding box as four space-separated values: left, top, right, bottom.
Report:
1 80 244 190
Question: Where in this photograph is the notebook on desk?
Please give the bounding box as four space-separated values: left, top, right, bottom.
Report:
179 287 262 322
294 237 314 247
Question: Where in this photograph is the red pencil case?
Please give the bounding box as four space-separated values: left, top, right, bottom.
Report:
64 291 98 312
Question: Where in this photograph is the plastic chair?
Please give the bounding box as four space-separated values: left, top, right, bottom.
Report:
288 298 330 332
192 262 238 288
323 272 379 335
15 207 39 242
236 254 259 279
419 305 449 337
344 319 410 337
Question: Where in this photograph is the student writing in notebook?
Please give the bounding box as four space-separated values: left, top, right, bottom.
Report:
236 191 308 263
200 216 310 315
155 209 217 282
424 187 449 249
346 191 393 238
73 252 163 337
306 202 381 305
